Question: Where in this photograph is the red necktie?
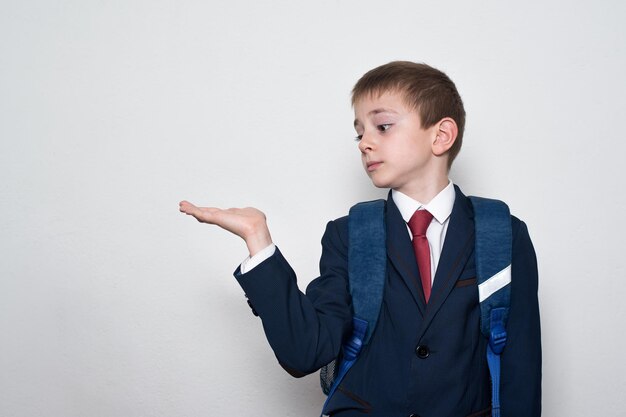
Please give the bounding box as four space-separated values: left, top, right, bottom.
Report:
408 209 434 303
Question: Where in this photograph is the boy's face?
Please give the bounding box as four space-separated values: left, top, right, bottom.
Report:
353 91 440 195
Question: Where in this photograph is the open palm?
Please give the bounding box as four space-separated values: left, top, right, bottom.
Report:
179 200 272 256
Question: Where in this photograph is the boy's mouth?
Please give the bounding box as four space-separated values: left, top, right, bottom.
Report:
366 161 383 171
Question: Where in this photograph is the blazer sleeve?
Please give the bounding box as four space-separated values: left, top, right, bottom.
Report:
234 219 353 376
501 219 542 416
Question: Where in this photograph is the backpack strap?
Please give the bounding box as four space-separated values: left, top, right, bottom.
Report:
469 196 512 417
347 200 387 344
321 199 386 416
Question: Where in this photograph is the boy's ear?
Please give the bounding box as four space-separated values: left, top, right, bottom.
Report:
432 117 458 157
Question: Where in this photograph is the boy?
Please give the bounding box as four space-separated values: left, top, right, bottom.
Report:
180 61 541 416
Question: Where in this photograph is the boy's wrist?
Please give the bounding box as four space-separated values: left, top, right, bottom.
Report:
240 243 276 274
245 229 273 257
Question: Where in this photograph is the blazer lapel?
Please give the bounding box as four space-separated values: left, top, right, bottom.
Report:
419 186 475 335
385 191 427 316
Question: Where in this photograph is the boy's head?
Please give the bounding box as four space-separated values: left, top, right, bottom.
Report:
352 61 465 170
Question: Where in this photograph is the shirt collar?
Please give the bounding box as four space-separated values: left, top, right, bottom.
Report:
392 181 456 225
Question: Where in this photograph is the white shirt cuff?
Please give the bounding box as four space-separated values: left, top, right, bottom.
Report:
240 243 276 274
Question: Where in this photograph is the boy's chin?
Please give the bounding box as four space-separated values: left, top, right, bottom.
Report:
368 178 392 189
365 170 395 189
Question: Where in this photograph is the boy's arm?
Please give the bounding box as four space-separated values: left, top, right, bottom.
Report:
501 219 542 416
235 219 352 375
179 200 352 375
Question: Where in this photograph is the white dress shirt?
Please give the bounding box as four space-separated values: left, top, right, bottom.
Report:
240 242 276 274
391 181 456 283
240 181 456 277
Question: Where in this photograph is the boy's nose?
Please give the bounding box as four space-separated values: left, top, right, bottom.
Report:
358 134 374 153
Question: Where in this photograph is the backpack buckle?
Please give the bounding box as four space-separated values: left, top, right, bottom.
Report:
489 324 507 354
488 308 508 354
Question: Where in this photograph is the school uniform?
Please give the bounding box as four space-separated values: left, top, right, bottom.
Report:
235 184 541 417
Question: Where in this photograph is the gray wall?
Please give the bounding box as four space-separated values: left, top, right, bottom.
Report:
1 0 625 415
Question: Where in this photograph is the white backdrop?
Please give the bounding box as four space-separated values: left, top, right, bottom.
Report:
1 1 625 416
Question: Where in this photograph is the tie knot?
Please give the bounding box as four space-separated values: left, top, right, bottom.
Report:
408 209 433 237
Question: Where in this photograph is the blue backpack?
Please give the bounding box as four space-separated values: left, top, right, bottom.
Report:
320 197 512 417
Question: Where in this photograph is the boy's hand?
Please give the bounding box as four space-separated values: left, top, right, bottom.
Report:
179 201 273 257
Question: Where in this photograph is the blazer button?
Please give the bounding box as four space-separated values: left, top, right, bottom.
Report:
415 345 429 359
408 414 420 417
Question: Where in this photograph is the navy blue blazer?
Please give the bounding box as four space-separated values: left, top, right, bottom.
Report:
236 186 541 417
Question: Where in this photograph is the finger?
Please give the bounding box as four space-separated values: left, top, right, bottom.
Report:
179 200 194 213
190 207 220 223
179 200 204 215
181 203 223 225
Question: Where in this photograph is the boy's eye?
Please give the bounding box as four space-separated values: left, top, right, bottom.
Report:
377 124 391 132
354 135 363 142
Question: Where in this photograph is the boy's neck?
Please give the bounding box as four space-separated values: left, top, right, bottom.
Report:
395 175 450 205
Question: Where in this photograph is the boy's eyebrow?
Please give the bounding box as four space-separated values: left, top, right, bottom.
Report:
353 108 399 128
